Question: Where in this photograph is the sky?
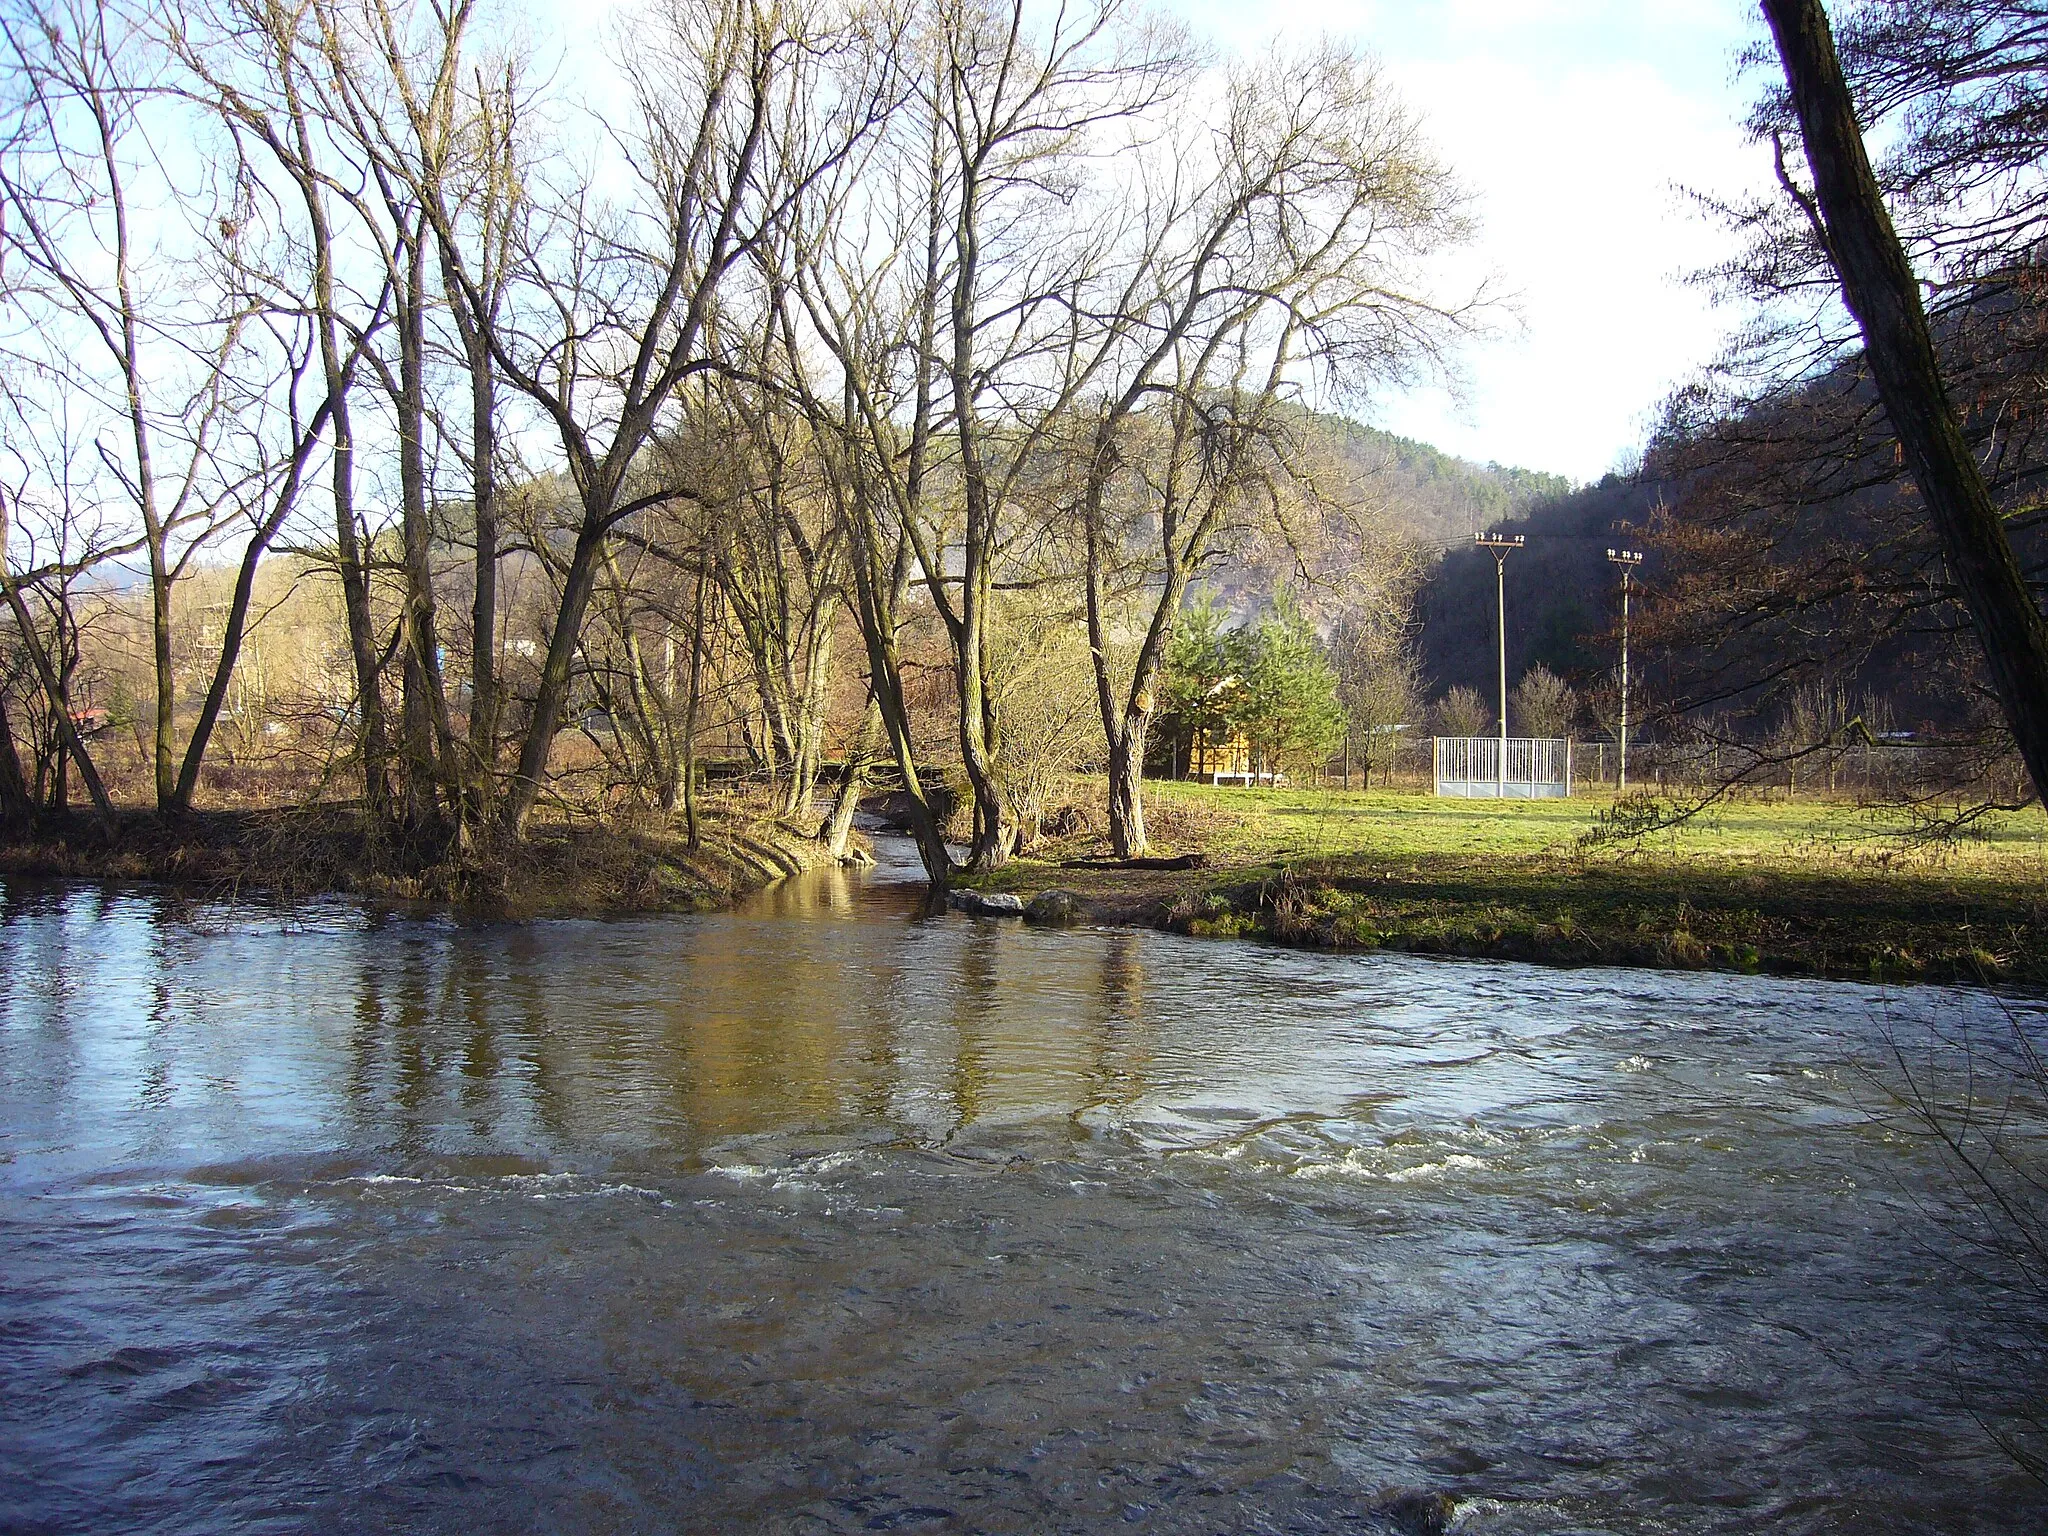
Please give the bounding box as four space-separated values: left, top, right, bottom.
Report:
532 0 1780 486
1156 1 1778 483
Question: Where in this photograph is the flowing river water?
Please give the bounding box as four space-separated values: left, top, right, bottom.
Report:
3 838 2046 1534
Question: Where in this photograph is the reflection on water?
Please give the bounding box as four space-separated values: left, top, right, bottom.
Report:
2 847 2045 1534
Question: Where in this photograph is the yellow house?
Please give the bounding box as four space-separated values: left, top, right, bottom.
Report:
1180 675 1281 784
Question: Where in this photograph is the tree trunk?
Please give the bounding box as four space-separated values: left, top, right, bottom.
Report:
1765 0 2048 806
327 378 391 823
503 517 611 836
852 549 951 881
51 603 78 812
98 116 175 812
603 542 683 814
682 551 708 846
396 223 456 844
783 628 832 820
945 170 1014 875
0 495 109 826
0 584 112 826
822 693 882 860
172 385 339 814
1083 468 1195 858
174 514 284 815
877 685 951 880
444 246 501 832
0 693 31 827
958 732 1009 870
1106 716 1148 858
144 538 174 811
275 84 387 824
841 488 952 882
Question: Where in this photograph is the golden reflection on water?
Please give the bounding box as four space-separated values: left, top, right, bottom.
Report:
0 859 1177 1168
46 857 1185 1165
18 855 2027 1185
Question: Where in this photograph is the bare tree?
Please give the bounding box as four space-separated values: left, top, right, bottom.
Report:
0 472 117 823
765 5 961 881
169 316 365 812
0 0 284 813
168 0 408 820
1761 0 2048 806
1510 663 1577 740
780 0 1175 875
318 0 548 843
986 603 1103 849
412 0 882 837
688 361 847 819
1333 616 1422 791
1071 43 1476 854
592 534 688 811
912 0 1191 869
1433 684 1492 739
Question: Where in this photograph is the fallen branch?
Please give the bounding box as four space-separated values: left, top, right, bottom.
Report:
1061 852 1208 871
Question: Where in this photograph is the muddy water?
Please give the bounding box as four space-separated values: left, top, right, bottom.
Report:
2 842 2045 1534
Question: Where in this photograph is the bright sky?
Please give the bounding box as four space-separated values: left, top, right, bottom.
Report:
532 0 1779 486
1156 1 1777 484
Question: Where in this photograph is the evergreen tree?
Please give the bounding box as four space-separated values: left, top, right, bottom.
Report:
1229 595 1346 781
1157 591 1236 775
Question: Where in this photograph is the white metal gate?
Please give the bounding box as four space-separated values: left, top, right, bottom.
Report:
1433 737 1573 798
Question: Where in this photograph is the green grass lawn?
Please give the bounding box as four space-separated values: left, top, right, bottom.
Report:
1134 779 2048 878
991 780 2048 985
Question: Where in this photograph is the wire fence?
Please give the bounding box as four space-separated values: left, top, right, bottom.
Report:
1315 736 2029 802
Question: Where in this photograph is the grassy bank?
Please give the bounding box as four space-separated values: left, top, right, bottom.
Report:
0 803 831 917
979 782 2048 987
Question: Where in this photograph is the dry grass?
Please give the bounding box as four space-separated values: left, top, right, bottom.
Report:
0 792 827 917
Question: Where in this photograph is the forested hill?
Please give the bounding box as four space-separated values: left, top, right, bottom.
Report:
1286 411 1610 702
1209 410 1576 631
1228 411 1601 697
1316 414 1576 547
1412 473 1663 704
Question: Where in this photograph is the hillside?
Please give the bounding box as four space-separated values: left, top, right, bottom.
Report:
1323 416 1574 548
1413 474 1660 707
1272 413 1619 706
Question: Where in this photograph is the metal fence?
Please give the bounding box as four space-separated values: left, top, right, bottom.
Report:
1325 733 2028 802
1433 736 1573 799
1567 739 2030 801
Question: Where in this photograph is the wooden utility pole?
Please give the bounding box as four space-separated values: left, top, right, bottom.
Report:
1763 0 2048 807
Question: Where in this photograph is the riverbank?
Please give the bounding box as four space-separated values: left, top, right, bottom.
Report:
974 784 2048 987
0 803 833 917
10 783 2043 986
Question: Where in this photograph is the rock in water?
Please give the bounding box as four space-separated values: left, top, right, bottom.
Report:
1367 1489 1456 1536
949 889 1025 917
1023 889 1085 926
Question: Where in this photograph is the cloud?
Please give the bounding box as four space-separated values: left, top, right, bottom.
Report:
1164 0 1775 480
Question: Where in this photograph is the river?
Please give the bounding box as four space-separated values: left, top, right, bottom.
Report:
2 839 2044 1533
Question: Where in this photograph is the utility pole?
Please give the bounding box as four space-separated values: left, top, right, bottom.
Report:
1606 548 1642 791
1476 532 1523 795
